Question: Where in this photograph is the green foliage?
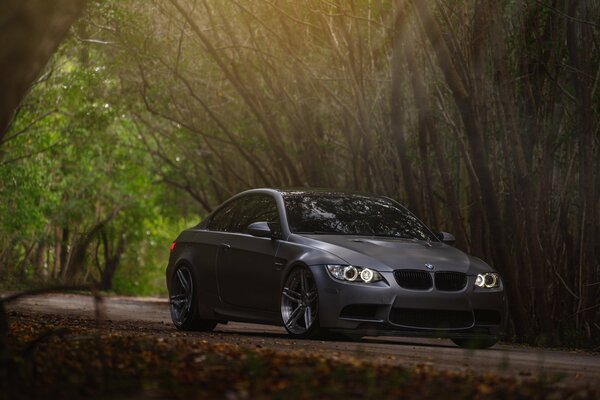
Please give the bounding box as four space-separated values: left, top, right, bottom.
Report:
0 32 199 295
112 216 197 296
0 161 48 237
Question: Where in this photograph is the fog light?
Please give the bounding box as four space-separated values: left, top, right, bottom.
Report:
360 268 374 283
343 266 359 281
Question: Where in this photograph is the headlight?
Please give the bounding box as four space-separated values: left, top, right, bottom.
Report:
475 273 501 288
326 265 383 283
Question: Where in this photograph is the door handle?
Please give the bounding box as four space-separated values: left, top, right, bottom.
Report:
220 243 231 251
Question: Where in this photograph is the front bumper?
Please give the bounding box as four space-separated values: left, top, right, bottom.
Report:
310 265 507 339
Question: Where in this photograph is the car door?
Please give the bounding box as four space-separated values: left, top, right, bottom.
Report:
190 199 240 301
215 194 282 312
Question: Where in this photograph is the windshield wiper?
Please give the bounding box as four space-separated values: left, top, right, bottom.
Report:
296 231 378 236
295 231 337 235
370 233 418 239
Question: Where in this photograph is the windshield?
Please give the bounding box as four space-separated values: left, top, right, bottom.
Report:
283 192 438 241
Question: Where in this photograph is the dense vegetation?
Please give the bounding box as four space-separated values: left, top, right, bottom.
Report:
0 33 196 295
0 0 598 347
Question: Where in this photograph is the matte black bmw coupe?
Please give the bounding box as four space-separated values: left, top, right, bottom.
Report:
167 188 506 348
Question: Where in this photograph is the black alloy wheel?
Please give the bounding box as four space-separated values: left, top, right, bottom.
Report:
281 266 321 338
169 264 217 331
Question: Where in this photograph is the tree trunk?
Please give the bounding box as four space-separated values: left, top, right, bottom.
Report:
33 241 46 278
390 1 420 215
0 0 86 141
566 0 598 337
410 0 529 339
404 42 468 249
99 229 126 291
59 226 70 277
63 207 123 282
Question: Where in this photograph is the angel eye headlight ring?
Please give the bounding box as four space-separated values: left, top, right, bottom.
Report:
475 273 501 289
343 266 359 281
326 265 383 283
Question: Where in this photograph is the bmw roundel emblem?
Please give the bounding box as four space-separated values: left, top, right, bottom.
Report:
425 264 434 270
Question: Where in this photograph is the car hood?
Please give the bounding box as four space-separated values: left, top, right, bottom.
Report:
297 234 490 274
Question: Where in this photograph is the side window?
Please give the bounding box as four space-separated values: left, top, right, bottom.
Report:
207 200 239 231
229 195 281 234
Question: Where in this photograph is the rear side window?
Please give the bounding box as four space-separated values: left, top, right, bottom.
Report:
207 200 238 231
208 194 280 233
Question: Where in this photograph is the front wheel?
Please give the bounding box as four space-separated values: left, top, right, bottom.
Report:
169 264 217 331
451 337 498 349
281 266 322 339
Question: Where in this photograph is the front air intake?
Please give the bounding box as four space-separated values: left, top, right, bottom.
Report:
340 304 380 320
389 308 473 329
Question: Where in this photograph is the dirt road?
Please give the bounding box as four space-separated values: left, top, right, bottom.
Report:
7 293 600 386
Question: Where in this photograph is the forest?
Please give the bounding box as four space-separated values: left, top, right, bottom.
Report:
0 0 598 348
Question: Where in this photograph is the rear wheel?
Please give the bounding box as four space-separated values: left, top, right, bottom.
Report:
281 266 321 339
451 337 498 349
169 264 217 331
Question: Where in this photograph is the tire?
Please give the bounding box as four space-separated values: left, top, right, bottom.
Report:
451 337 498 349
169 264 217 331
280 266 322 339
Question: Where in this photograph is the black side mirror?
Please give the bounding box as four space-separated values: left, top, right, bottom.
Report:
438 231 456 246
247 221 275 239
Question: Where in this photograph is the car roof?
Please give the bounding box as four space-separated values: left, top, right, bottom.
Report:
233 188 394 202
272 187 386 198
